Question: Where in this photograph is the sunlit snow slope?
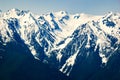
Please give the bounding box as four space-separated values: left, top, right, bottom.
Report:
0 9 120 80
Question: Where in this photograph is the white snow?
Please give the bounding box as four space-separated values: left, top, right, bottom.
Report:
0 9 120 76
60 40 86 76
29 46 37 55
99 53 108 64
85 34 91 48
57 53 63 62
57 37 72 49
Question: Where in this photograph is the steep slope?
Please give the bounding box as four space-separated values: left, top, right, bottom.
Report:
0 40 70 80
56 12 120 80
0 9 120 80
0 8 102 59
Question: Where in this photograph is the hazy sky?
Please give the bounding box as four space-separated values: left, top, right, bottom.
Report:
0 0 120 15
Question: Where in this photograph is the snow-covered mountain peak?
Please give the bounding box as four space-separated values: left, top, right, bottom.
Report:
96 12 120 43
6 8 21 17
2 8 30 19
8 8 30 14
102 12 120 20
79 13 88 16
104 11 113 17
8 8 20 12
55 11 68 16
53 11 69 20
0 9 120 78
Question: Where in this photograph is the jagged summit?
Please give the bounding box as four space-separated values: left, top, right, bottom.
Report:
7 8 30 13
8 8 20 12
54 11 68 16
0 9 120 80
2 8 30 18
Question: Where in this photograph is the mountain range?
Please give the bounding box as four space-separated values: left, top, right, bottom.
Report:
0 9 120 80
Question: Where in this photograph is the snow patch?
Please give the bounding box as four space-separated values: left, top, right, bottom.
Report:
85 34 91 48
29 46 37 55
99 53 108 64
57 53 63 62
57 37 72 49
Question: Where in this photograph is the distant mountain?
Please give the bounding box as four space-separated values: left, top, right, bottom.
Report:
0 9 120 80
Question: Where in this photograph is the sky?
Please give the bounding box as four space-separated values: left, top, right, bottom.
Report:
0 0 120 15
